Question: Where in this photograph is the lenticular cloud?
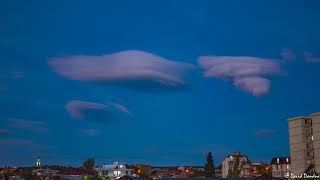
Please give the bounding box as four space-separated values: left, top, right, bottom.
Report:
65 100 130 122
198 56 281 96
49 50 194 92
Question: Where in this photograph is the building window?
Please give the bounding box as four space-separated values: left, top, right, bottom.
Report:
277 158 280 164
307 152 310 157
114 170 121 177
307 144 309 149
286 158 289 163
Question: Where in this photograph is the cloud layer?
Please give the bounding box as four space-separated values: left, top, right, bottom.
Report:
198 56 281 96
8 118 48 133
281 48 296 61
0 129 11 135
0 84 8 92
65 100 130 122
255 129 277 137
81 129 99 136
49 50 194 92
304 51 320 63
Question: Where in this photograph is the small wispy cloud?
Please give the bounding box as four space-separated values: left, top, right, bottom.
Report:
65 100 131 122
197 56 281 96
255 129 278 137
0 70 25 79
9 71 24 79
49 50 194 92
281 48 296 61
0 129 12 135
8 118 48 133
0 138 54 154
81 129 99 136
304 51 320 63
0 84 8 92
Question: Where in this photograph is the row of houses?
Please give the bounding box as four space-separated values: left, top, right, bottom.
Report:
0 156 291 180
91 154 290 180
221 152 290 178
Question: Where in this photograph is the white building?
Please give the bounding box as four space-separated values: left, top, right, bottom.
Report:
271 157 290 178
222 152 249 178
96 162 134 179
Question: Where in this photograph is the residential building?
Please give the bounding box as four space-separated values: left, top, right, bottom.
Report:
63 167 96 180
150 166 181 179
288 112 320 174
271 157 290 178
134 164 151 177
96 162 134 179
222 151 249 178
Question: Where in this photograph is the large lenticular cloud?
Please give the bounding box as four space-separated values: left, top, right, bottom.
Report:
198 56 281 96
49 50 194 92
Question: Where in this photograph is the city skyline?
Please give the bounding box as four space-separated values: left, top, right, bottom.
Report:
1 0 320 167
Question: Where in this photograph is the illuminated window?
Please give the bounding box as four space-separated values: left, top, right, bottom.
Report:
312 136 314 141
286 158 289 163
114 170 121 177
277 158 280 164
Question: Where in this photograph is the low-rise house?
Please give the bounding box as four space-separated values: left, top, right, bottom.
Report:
96 162 134 180
271 157 290 178
134 164 151 177
63 167 96 180
150 166 185 179
222 151 249 178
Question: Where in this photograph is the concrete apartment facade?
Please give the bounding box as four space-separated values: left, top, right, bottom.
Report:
288 112 320 174
271 157 290 178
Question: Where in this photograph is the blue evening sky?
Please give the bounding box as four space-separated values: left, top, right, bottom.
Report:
1 0 320 167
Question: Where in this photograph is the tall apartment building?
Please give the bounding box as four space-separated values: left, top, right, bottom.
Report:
288 112 320 174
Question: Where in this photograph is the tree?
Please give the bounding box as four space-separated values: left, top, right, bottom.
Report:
83 158 95 169
304 165 319 176
87 176 102 180
204 152 215 177
228 155 242 178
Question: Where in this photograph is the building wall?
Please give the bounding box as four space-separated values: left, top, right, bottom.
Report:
221 154 248 178
288 117 310 174
222 158 229 178
289 113 320 175
272 164 290 177
312 113 320 173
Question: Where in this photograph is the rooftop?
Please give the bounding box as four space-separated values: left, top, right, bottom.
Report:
310 112 320 117
287 116 310 121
